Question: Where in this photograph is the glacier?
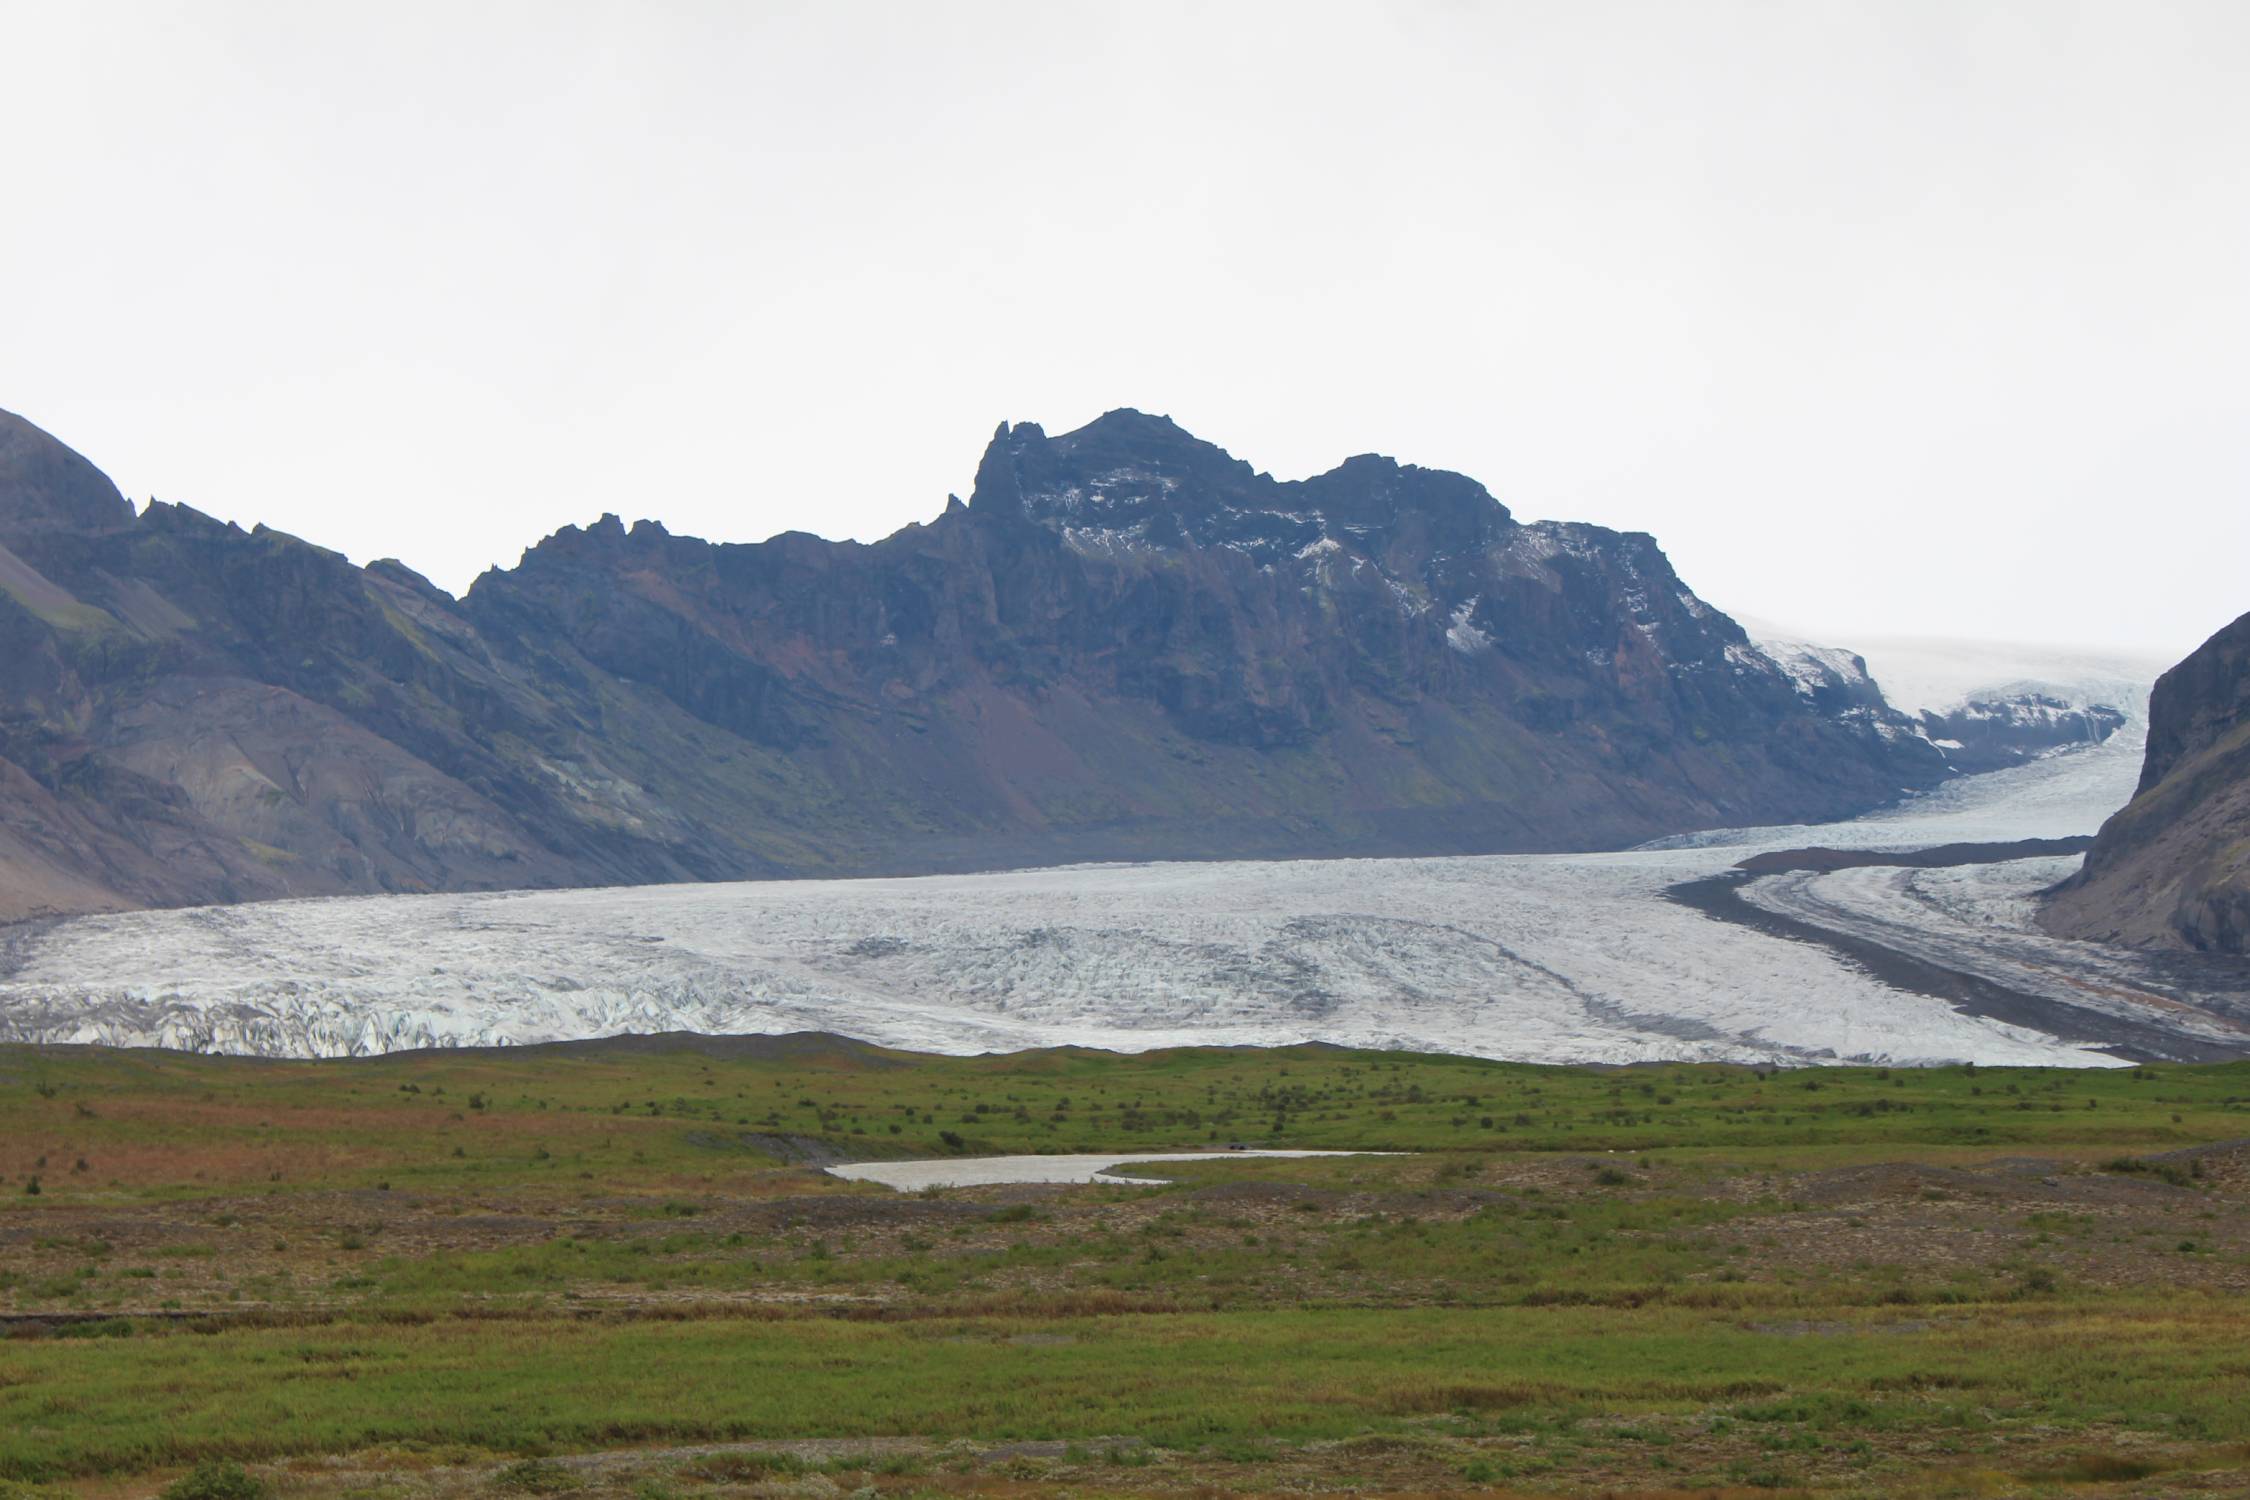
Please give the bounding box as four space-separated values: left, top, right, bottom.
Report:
2 638 2242 1067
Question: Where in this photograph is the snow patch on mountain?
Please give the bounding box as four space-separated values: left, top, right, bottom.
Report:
1732 621 2153 773
1751 635 1877 701
1752 627 2167 719
1445 597 1492 653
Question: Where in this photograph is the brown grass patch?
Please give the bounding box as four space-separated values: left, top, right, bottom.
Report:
2018 1451 2164 1483
1374 1381 1550 1413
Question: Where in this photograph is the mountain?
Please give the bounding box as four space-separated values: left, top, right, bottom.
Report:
2044 609 2250 953
0 404 2103 925
1743 626 2136 776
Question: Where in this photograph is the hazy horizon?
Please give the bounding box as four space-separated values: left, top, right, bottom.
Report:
5 1 2244 655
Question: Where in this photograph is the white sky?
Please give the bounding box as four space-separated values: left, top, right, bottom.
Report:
3 1 2244 655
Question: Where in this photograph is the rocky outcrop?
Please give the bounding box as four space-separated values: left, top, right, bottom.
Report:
2045 611 2250 953
0 409 136 536
0 404 2040 924
1747 630 2127 775
1916 695 2127 775
465 410 1971 865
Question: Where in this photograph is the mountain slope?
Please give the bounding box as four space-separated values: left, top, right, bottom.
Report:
463 410 1968 866
2045 610 2250 952
0 404 2082 924
1742 625 2139 776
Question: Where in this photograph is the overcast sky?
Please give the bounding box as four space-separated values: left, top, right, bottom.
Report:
4 1 2244 655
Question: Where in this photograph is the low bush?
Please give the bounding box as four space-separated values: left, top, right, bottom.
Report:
160 1461 264 1500
492 1459 578 1494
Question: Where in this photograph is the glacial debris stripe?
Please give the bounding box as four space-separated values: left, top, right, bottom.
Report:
0 403 2099 925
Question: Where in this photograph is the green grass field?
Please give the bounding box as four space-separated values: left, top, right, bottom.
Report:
4 1038 2249 1498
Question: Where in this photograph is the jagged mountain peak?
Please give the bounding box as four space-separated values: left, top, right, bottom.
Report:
967 412 1516 571
1059 406 1191 442
366 557 454 603
2140 611 2250 794
0 407 137 538
1294 452 1512 541
970 409 1257 521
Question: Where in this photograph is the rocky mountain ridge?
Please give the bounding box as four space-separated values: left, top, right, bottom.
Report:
2045 609 2250 953
0 404 2121 924
1745 631 2129 776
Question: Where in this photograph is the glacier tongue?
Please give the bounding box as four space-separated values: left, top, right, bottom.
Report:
1 656 2220 1069
0 851 2113 1067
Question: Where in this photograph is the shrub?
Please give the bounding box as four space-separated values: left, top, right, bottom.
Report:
492 1459 578 1494
688 1453 803 1483
1209 1439 1273 1464
161 1461 264 1500
2100 1156 2195 1188
2026 1454 2161 1484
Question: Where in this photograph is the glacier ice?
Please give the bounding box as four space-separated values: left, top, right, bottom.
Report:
2 650 2234 1068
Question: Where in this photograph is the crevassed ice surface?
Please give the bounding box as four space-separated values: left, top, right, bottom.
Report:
0 642 2215 1067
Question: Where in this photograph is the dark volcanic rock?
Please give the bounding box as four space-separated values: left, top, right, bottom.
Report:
1917 695 2126 775
0 411 135 538
0 404 1977 922
465 412 1963 866
2046 611 2250 953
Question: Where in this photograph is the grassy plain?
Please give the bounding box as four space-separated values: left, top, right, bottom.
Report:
3 1037 2249 1498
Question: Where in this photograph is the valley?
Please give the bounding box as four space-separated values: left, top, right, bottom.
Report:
9 10 2247 1497
7 638 2240 1068
0 407 2135 926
